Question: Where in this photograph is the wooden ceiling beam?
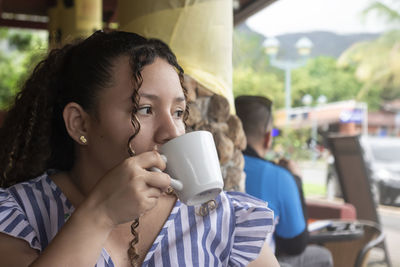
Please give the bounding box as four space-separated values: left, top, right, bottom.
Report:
0 18 47 30
234 0 277 26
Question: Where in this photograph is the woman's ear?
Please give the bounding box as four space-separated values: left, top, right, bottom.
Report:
63 102 90 145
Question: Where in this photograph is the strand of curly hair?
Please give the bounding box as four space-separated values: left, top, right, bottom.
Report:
0 45 74 188
125 41 189 267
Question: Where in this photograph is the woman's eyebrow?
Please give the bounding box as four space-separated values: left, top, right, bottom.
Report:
139 93 159 100
139 93 186 103
174 96 186 103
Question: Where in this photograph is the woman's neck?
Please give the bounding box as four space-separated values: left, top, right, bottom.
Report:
50 171 85 208
50 158 104 208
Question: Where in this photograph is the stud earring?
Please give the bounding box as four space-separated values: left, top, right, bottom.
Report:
79 135 87 144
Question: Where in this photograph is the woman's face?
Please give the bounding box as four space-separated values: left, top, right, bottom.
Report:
86 56 186 171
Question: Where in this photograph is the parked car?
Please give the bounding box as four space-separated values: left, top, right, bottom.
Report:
326 136 400 206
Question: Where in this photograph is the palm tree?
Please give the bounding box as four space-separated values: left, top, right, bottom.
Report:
337 1 400 109
362 1 400 26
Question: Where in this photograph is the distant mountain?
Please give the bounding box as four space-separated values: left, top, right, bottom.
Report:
276 31 381 59
236 23 381 59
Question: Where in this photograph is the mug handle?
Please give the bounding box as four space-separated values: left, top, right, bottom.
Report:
150 167 184 191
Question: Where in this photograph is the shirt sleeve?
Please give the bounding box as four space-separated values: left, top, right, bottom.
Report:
226 191 274 267
0 188 41 251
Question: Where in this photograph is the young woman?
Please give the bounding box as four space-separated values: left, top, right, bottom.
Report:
0 30 278 267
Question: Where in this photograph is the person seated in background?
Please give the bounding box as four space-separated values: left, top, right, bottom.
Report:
235 95 333 267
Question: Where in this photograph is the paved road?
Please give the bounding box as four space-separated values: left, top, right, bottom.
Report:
378 206 400 266
299 160 400 266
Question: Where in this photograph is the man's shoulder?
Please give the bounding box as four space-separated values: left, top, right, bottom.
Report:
245 155 294 181
244 154 274 168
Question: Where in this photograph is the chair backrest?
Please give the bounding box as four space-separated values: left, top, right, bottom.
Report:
327 135 380 223
322 220 383 267
326 135 393 266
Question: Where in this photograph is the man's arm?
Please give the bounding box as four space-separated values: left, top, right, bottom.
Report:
275 168 309 256
292 174 308 223
278 159 308 221
275 228 308 255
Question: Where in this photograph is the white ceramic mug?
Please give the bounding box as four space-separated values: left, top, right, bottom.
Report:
156 131 224 206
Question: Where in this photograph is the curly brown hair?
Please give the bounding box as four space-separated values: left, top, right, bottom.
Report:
0 30 188 266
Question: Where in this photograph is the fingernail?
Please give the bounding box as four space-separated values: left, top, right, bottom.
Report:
160 154 167 163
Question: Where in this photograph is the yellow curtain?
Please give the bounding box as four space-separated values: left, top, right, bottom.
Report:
118 0 234 111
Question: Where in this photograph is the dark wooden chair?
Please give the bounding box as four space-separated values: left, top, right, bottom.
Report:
326 134 392 267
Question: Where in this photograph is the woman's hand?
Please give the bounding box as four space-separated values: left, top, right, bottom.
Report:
83 150 171 228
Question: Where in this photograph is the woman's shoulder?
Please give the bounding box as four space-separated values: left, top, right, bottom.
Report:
220 191 274 266
1 172 69 208
0 171 73 251
220 191 274 227
2 173 46 201
0 174 51 251
224 191 272 211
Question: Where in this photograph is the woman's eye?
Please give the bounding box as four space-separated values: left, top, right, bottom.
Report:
137 106 152 115
174 109 184 119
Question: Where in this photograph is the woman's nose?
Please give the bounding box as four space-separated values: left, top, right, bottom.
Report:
155 113 182 144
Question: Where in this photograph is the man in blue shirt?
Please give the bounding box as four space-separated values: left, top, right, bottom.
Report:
235 95 333 267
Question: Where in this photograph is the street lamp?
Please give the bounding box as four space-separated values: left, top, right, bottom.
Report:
302 94 327 161
263 36 313 124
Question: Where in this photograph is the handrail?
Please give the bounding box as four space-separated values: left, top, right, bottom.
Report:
354 231 385 267
354 220 392 267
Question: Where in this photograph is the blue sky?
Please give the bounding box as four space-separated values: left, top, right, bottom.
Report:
246 0 391 37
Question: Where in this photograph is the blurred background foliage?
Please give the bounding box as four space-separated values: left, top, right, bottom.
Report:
0 28 47 109
233 28 400 112
233 0 400 160
338 30 400 105
269 127 312 160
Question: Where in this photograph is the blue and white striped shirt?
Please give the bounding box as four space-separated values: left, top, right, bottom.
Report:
0 172 274 266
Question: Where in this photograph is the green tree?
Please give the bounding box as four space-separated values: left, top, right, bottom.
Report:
232 27 367 159
291 56 363 107
0 28 47 109
233 26 284 108
0 51 20 107
363 0 400 27
233 26 269 71
233 67 284 108
335 0 400 109
338 30 400 109
233 27 364 110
